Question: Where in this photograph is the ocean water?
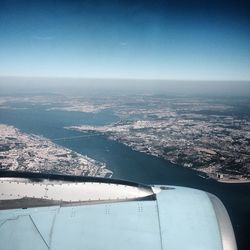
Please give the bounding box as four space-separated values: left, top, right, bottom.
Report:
0 106 249 249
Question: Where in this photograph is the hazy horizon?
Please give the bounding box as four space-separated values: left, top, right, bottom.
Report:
1 76 250 97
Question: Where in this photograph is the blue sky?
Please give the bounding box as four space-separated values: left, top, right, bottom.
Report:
0 0 250 80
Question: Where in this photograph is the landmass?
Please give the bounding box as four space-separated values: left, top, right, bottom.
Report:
1 94 249 183
0 95 112 113
0 124 112 178
66 96 250 183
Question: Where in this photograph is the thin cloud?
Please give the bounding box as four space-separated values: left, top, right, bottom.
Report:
120 41 127 46
32 35 55 41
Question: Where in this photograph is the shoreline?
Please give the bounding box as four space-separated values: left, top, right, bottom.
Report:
216 179 250 184
67 126 250 184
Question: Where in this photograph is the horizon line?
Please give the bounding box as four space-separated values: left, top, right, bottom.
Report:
0 75 250 82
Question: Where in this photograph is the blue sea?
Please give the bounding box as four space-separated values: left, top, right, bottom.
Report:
0 105 250 249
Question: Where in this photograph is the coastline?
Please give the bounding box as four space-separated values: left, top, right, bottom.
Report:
216 179 250 184
66 123 250 185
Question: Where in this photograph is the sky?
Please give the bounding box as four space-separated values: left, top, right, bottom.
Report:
0 0 250 80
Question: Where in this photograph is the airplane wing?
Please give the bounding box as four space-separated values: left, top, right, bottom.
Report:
0 171 237 250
